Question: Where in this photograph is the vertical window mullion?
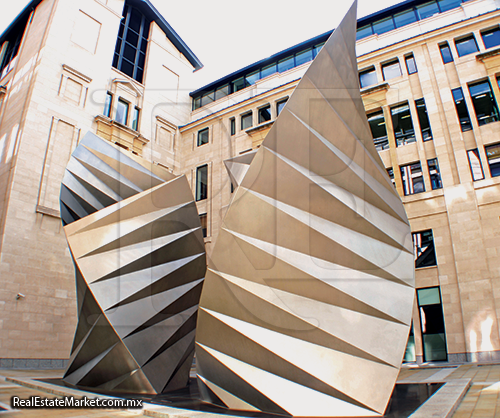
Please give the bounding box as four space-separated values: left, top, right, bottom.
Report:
117 7 130 71
134 14 145 81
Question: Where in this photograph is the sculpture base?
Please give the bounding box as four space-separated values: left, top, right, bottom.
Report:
42 378 443 417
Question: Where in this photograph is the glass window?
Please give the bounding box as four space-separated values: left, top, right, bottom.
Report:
356 25 373 40
258 105 271 124
232 77 246 93
367 110 389 151
401 162 425 195
245 71 260 86
451 87 472 131
428 158 442 189
468 149 485 181
277 98 288 116
469 80 500 126
103 92 112 117
131 107 140 131
417 1 440 19
278 56 294 73
313 43 324 57
387 168 396 187
455 35 479 57
215 85 229 101
359 68 377 89
197 127 209 146
115 98 129 125
261 63 277 79
193 96 201 110
295 48 313 66
404 324 416 362
201 91 215 107
417 286 447 361
481 27 500 49
199 213 207 238
391 103 416 146
372 17 395 35
486 143 500 177
394 9 417 28
405 54 418 74
241 112 253 130
196 165 208 201
438 0 462 12
439 42 454 64
112 5 150 83
382 59 402 81
413 230 437 268
415 98 433 141
230 118 236 136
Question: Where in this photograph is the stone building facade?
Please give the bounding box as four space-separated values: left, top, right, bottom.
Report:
1 0 500 366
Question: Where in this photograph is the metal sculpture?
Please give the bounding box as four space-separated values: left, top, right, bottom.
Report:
195 1 415 416
60 132 206 394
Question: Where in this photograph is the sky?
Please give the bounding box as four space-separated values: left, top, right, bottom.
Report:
0 0 403 89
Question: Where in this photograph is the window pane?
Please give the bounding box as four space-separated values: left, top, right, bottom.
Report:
199 214 207 238
232 77 246 92
391 103 416 146
394 9 417 28
413 230 436 268
437 0 462 12
417 1 440 19
126 29 139 47
382 60 402 81
486 143 500 177
418 287 440 306
428 158 442 189
258 105 271 124
415 98 433 140
277 98 288 116
482 28 500 49
468 149 484 181
128 9 142 33
103 93 112 117
387 168 396 187
241 112 252 130
359 68 377 88
131 107 139 131
452 87 472 131
278 56 294 73
230 118 236 135
196 165 208 201
197 128 209 146
405 55 418 74
295 48 313 66
313 43 324 57
417 285 446 362
245 71 260 86
400 162 425 195
201 91 215 107
261 63 277 79
439 43 454 63
215 85 229 101
193 96 201 110
469 80 499 126
455 35 479 57
356 25 373 40
372 17 395 35
115 99 128 125
120 59 134 78
367 110 389 151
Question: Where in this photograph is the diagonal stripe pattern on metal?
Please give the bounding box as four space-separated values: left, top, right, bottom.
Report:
60 132 206 394
195 1 414 416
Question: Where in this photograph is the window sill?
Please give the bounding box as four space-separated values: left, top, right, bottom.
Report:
360 82 389 96
415 265 438 271
245 120 274 134
476 47 500 62
402 188 445 203
94 115 148 155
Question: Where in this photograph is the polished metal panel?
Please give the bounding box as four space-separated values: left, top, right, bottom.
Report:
195 1 414 416
61 132 206 394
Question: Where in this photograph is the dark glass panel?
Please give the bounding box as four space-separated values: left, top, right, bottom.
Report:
232 77 246 92
391 103 416 146
197 128 209 146
295 48 313 66
394 9 417 28
277 99 288 115
278 56 294 73
261 63 277 79
372 17 395 35
413 231 436 268
469 80 499 126
245 71 260 86
486 143 500 177
401 162 425 195
439 43 454 63
455 35 479 57
415 98 432 140
126 29 139 47
451 88 472 131
258 106 271 124
356 25 373 40
417 1 440 19
367 110 389 151
215 85 229 101
129 8 142 33
427 158 442 189
196 165 208 201
482 28 500 49
437 0 462 12
120 60 134 78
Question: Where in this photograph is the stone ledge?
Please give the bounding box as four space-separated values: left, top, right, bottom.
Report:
35 205 60 218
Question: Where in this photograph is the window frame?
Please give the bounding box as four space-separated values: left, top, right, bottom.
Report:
412 230 437 268
258 105 272 124
400 162 426 195
196 164 208 201
197 127 209 147
454 34 479 57
230 118 236 136
241 112 253 130
481 26 500 49
485 143 500 178
276 98 288 116
451 87 472 132
199 213 207 238
103 92 113 118
427 158 443 190
468 79 500 126
359 67 378 89
415 98 433 141
439 42 454 64
115 98 129 126
405 54 418 75
382 59 403 81
367 109 389 151
391 102 416 147
131 106 140 131
467 149 485 181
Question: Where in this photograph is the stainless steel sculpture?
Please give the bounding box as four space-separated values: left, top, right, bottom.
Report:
60 132 206 394
195 1 415 416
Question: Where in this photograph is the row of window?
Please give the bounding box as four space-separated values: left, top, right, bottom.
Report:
103 92 140 131
196 98 288 147
192 45 324 110
390 158 442 196
360 27 500 90
356 0 465 41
